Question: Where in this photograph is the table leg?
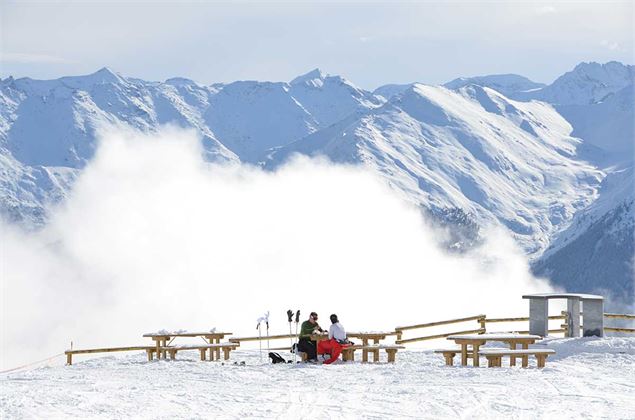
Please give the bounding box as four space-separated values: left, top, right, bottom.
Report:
509 341 516 366
473 344 480 367
461 344 468 366
162 339 167 359
537 354 547 368
362 338 369 363
155 339 160 360
522 342 529 367
215 338 221 361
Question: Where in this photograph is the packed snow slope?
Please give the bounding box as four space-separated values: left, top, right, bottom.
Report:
2 337 634 419
267 83 603 254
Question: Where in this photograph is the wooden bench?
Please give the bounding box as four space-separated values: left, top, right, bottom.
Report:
148 343 239 361
341 345 405 363
434 349 475 366
297 345 405 363
65 346 155 365
479 348 556 368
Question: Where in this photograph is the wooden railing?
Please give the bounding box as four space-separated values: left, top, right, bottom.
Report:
394 312 570 344
395 315 486 344
558 312 635 335
229 333 296 343
603 313 635 320
483 313 567 336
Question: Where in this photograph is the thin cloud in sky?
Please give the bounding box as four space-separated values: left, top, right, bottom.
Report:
1 1 633 87
536 5 557 15
1 52 75 64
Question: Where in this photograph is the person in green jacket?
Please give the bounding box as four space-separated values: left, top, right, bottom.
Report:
297 312 324 361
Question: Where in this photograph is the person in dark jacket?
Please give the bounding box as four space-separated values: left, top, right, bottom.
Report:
297 312 324 361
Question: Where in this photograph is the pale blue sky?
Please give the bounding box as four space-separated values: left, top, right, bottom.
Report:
1 1 633 89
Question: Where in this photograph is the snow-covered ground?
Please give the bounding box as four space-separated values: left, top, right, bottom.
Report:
2 337 634 419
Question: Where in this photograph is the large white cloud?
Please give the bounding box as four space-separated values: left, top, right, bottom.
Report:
1 126 555 369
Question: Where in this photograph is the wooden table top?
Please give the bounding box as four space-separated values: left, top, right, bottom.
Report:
348 331 396 339
447 333 541 341
143 332 232 338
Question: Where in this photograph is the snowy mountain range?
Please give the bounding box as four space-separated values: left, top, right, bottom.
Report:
1 61 633 305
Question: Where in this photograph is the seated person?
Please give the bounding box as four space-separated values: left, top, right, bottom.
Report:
297 312 324 362
317 314 351 364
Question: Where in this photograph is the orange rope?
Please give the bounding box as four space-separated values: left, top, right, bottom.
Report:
0 353 65 374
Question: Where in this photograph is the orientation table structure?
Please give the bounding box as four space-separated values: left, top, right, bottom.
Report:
522 293 604 337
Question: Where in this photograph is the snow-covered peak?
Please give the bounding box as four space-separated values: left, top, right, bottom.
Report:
444 74 545 97
391 83 454 125
60 67 126 87
571 61 632 83
290 68 328 87
165 77 199 87
268 82 602 254
372 83 414 101
521 61 635 105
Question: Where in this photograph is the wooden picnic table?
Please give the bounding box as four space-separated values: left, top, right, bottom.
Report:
310 331 395 362
347 331 396 361
142 331 233 360
447 333 542 367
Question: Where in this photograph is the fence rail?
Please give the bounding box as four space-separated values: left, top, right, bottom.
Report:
229 334 296 343
485 314 566 323
604 313 635 320
605 327 635 333
396 328 485 344
395 314 485 332
393 310 635 345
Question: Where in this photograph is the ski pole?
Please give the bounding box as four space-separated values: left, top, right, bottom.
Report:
294 310 300 363
287 310 293 350
257 321 262 362
265 311 270 352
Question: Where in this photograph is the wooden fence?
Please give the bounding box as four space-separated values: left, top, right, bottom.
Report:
395 315 486 344
394 312 635 344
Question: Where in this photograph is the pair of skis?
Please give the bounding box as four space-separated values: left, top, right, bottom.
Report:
287 310 300 363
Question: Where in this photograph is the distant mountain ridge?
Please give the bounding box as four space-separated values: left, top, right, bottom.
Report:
1 61 633 304
444 74 545 97
266 83 602 254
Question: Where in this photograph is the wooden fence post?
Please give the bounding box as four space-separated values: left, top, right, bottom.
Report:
561 310 569 337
